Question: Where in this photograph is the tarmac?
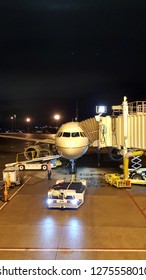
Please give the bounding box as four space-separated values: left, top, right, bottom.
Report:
0 136 146 260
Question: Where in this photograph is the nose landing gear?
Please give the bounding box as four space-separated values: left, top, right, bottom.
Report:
69 159 77 174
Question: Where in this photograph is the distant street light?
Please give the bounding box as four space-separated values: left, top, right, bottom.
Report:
10 114 17 131
10 116 13 131
26 117 31 132
54 114 60 121
26 117 30 123
53 114 61 129
14 114 16 130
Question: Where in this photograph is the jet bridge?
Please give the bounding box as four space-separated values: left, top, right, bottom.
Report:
79 96 146 158
111 99 146 151
93 97 146 151
80 96 146 187
103 96 146 187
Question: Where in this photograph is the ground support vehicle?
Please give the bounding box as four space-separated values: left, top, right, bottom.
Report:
105 150 146 187
17 158 61 171
17 162 48 171
47 180 87 209
5 154 61 171
105 173 131 188
3 166 21 187
129 168 146 185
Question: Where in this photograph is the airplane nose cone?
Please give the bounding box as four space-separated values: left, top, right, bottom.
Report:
56 145 89 160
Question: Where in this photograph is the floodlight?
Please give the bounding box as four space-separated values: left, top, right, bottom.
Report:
96 105 107 114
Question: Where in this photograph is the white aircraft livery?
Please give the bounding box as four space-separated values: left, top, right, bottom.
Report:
55 122 89 160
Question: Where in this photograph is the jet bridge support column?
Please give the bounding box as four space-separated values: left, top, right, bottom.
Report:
105 96 130 188
105 96 146 187
122 96 128 158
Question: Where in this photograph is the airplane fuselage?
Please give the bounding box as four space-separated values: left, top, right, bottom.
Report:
55 122 89 160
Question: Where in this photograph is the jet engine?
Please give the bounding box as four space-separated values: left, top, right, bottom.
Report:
24 145 50 160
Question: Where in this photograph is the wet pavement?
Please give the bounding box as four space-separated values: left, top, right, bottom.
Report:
0 136 146 260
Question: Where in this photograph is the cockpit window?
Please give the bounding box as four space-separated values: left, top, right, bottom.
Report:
63 132 70 137
57 131 86 137
71 132 80 137
80 132 86 137
56 132 62 137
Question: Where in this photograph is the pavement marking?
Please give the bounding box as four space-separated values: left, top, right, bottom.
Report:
0 248 146 253
0 176 31 212
125 189 146 219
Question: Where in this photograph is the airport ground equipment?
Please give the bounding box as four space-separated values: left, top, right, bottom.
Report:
124 150 146 185
47 180 87 209
105 173 131 188
17 162 48 171
5 154 61 171
129 168 146 181
3 166 21 187
105 150 146 187
103 97 146 188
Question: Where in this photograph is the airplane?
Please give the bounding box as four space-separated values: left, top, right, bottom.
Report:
0 121 90 174
55 121 89 173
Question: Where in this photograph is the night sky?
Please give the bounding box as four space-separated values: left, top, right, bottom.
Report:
0 1 145 128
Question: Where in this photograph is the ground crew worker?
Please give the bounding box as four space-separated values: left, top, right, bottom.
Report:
47 162 52 180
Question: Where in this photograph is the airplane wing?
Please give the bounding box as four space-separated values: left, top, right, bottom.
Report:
0 133 55 144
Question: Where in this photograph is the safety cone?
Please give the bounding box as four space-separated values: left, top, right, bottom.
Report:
4 183 8 202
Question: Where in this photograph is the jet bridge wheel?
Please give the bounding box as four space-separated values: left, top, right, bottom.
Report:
108 147 123 161
131 173 143 180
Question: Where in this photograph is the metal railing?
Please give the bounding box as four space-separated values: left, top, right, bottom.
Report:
128 101 146 114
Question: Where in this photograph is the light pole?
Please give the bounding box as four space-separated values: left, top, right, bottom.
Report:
10 114 17 131
14 114 16 131
10 116 13 131
26 117 31 132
